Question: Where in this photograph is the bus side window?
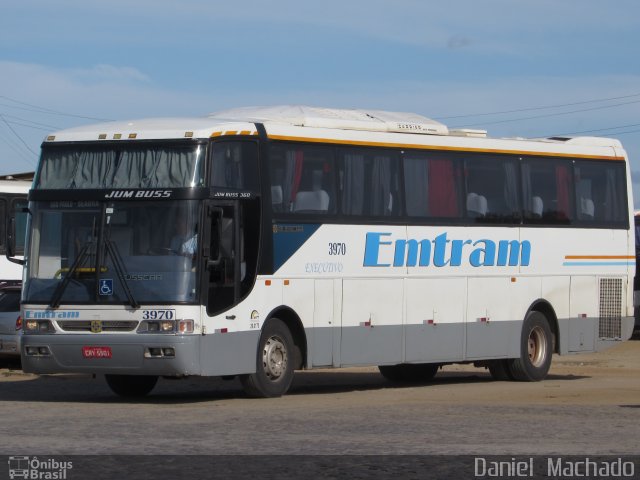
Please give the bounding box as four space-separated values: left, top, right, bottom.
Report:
0 198 5 253
339 148 400 217
269 144 336 214
210 141 259 192
403 155 463 219
464 156 520 223
574 162 627 224
522 159 575 224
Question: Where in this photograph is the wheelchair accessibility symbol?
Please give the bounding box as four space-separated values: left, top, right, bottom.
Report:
99 279 114 296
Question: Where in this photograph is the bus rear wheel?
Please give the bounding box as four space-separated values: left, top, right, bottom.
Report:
378 363 439 383
508 311 552 381
488 360 513 381
105 374 158 397
240 318 295 398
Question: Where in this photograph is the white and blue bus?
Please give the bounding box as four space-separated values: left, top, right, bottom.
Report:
14 105 635 397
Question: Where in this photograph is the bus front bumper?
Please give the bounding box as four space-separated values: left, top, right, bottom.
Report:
20 334 201 376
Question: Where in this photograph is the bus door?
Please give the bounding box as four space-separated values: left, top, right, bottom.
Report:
204 198 260 316
205 139 261 316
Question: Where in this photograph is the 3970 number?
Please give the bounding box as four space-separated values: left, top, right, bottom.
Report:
142 310 175 320
328 242 346 255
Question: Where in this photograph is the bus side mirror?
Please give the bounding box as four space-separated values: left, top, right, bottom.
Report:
5 215 24 266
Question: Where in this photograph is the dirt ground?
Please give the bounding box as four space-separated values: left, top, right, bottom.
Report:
0 335 638 457
1 334 639 405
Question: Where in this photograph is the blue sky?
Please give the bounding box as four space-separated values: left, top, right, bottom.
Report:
2 0 640 203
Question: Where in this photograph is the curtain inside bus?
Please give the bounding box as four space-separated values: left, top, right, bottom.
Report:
37 145 205 189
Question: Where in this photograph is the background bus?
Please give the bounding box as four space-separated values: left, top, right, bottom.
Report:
0 177 31 284
16 106 635 397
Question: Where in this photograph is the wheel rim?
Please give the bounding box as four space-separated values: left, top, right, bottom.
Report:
262 334 288 380
527 325 547 367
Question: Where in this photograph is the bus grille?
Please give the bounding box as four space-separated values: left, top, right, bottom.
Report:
57 321 138 332
598 278 623 339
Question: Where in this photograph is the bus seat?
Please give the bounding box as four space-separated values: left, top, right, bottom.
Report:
271 185 283 211
531 196 543 218
580 197 595 219
293 190 330 212
466 193 487 217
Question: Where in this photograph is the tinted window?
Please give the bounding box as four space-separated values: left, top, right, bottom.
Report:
0 291 20 312
37 144 206 189
574 161 627 225
403 154 463 218
464 156 521 223
270 144 336 214
338 148 401 217
211 141 259 191
0 198 5 250
522 159 575 224
13 199 28 255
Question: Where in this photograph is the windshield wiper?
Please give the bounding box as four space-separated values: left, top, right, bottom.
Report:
49 231 139 309
103 239 139 309
50 240 95 308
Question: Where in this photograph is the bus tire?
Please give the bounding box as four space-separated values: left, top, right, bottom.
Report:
508 311 552 382
105 374 158 397
378 363 439 383
488 360 513 381
378 365 406 382
240 318 295 398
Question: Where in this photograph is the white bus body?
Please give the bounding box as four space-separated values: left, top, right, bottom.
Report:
19 106 635 397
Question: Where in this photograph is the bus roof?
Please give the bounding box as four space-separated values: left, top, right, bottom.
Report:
41 105 625 160
209 105 450 135
0 179 32 193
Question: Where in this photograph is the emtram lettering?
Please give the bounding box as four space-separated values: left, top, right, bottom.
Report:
364 232 531 268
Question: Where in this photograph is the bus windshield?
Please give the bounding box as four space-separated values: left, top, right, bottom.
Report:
24 200 200 305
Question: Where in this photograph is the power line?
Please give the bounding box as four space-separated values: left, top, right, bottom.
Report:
0 114 38 161
555 123 640 136
600 128 640 137
2 113 61 132
450 99 640 129
434 92 640 120
0 127 37 168
0 95 113 122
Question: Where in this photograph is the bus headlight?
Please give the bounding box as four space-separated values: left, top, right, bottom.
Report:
138 320 176 334
24 320 55 334
137 319 195 334
160 320 174 332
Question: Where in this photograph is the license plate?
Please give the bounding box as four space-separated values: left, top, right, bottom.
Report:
82 346 112 359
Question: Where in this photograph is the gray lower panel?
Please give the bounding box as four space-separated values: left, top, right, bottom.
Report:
567 316 597 352
465 320 521 360
340 325 403 366
404 323 465 363
199 330 260 376
340 320 522 366
21 316 634 376
552 316 633 355
21 334 201 376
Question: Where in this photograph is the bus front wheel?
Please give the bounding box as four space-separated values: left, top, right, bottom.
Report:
508 311 552 381
240 318 295 398
105 374 158 397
